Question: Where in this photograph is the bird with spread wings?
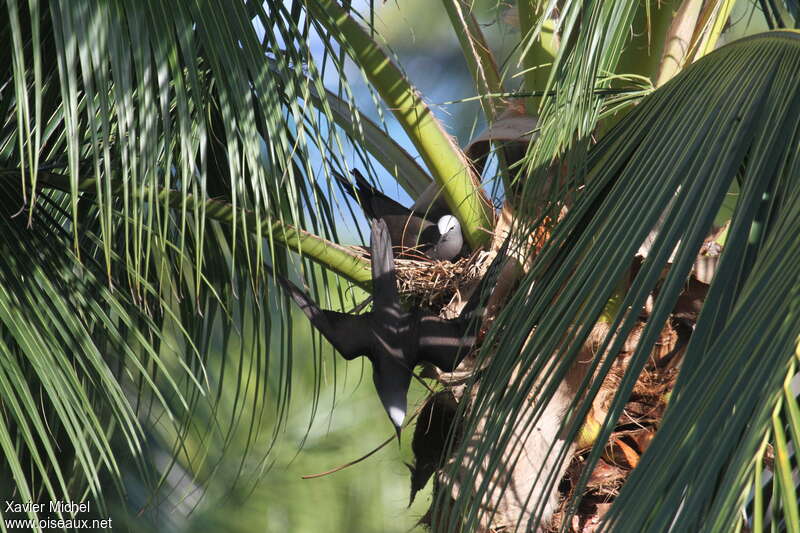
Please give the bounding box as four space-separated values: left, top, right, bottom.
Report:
277 219 501 437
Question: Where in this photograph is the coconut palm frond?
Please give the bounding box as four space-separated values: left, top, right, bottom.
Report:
434 31 800 532
0 182 194 516
0 0 377 514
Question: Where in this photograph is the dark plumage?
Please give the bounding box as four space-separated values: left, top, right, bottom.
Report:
277 219 500 436
334 169 464 260
407 390 461 506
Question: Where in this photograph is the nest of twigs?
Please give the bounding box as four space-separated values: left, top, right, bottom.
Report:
350 246 495 312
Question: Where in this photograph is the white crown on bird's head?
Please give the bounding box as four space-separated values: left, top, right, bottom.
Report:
437 215 460 235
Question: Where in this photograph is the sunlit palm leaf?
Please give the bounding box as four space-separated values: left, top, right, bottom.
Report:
0 184 196 521
0 0 372 517
515 0 732 222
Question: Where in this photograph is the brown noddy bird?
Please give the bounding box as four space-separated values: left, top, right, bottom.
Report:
334 169 464 261
277 219 501 437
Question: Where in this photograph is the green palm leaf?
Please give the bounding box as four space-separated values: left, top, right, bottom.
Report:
435 30 800 533
4 1 800 531
0 0 371 520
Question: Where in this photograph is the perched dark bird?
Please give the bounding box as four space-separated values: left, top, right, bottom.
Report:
407 390 461 506
277 219 500 437
334 169 465 261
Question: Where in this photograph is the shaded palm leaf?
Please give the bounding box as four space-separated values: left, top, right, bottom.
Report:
435 30 800 532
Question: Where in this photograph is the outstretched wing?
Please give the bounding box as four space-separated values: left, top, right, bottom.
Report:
370 218 398 309
417 315 475 372
351 169 411 220
334 168 410 223
332 169 376 219
418 237 512 370
276 275 370 360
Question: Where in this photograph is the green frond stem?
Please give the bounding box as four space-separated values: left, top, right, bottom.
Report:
26 171 373 289
308 0 494 249
517 2 557 112
772 406 800 532
751 433 769 533
441 0 519 190
600 0 686 132
311 87 432 198
616 1 685 85
782 359 800 462
441 0 503 122
598 276 627 325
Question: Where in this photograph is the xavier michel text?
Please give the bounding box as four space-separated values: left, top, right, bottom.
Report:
4 499 113 530
5 499 92 514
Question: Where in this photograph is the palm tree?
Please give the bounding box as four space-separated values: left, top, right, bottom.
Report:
2 1 799 531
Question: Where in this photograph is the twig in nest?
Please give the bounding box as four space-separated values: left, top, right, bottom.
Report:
348 245 493 312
